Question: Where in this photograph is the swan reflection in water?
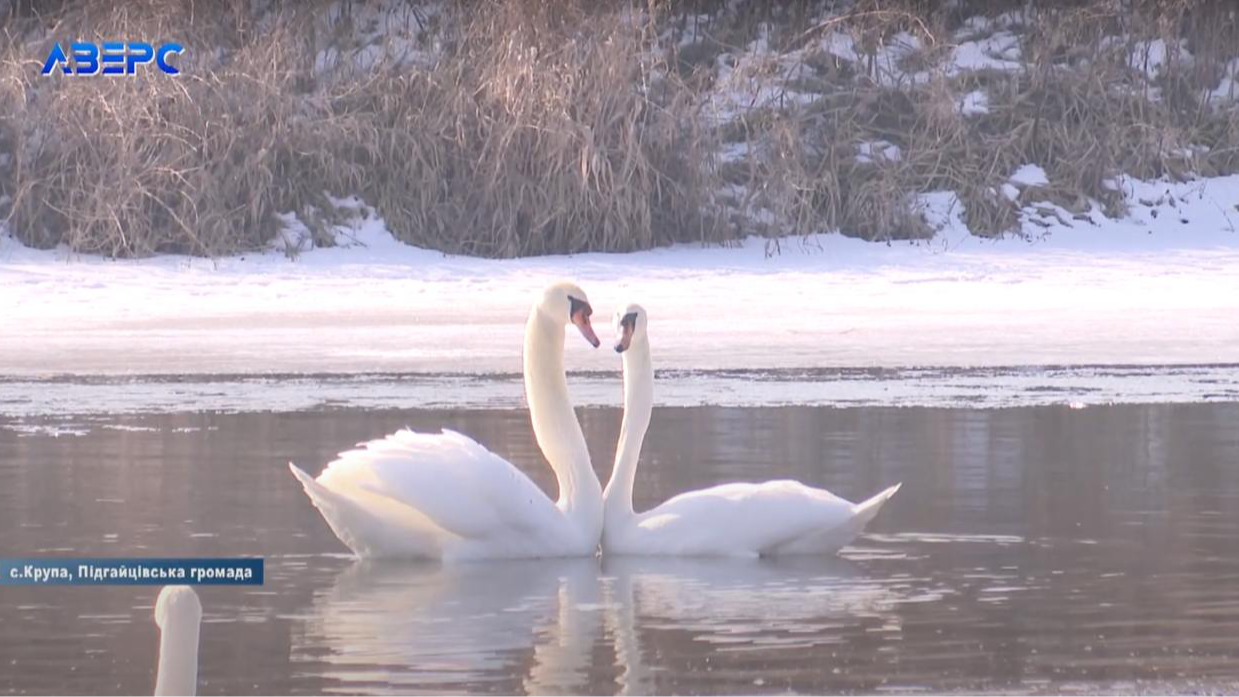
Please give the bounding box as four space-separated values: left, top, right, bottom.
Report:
291 556 901 694
602 556 900 695
290 557 603 694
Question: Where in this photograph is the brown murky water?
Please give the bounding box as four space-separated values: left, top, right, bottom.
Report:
2 403 1239 695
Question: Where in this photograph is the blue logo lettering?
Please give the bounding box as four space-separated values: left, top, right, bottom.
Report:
40 41 184 76
40 42 69 75
156 43 184 75
71 42 99 76
127 42 154 74
100 42 126 75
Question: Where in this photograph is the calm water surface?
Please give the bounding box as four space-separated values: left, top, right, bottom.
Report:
2 403 1239 695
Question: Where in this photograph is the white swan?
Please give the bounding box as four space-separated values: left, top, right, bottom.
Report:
154 585 201 697
602 303 902 557
289 281 604 560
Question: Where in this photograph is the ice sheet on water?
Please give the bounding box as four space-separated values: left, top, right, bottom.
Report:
2 364 1237 429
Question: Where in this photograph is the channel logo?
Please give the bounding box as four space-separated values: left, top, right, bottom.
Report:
41 41 184 76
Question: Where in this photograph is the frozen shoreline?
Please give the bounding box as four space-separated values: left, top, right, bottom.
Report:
2 177 1238 384
2 364 1237 426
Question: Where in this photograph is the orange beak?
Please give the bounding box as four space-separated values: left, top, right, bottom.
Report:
572 308 600 348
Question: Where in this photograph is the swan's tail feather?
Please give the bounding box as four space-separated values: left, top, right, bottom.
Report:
288 462 443 560
288 462 318 491
289 462 364 556
767 482 902 556
289 463 350 519
850 482 902 531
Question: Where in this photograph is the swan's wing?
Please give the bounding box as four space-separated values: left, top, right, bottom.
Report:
347 429 564 541
636 480 860 555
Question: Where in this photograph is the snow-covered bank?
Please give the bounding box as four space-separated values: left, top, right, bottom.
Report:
2 176 1238 382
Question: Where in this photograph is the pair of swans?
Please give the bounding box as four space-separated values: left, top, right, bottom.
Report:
289 282 900 559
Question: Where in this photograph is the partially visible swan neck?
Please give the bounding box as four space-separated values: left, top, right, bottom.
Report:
154 586 200 697
525 307 601 522
604 337 653 520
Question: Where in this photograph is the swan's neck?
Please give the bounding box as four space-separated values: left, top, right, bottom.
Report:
604 339 653 523
525 309 602 529
154 609 199 696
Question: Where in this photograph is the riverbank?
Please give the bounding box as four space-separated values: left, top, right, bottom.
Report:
3 175 1237 380
3 0 1239 256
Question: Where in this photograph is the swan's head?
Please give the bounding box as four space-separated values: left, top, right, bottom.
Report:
154 585 201 696
155 585 202 632
613 303 648 354
538 281 601 348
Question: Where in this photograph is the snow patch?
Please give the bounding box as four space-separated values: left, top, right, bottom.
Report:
857 141 902 164
270 213 315 256
1127 38 1192 80
955 12 1024 41
828 30 929 87
707 21 935 121
1209 57 1239 105
1009 164 1049 188
708 24 821 122
312 0 445 79
959 90 990 115
821 31 860 64
718 141 751 164
950 31 1022 75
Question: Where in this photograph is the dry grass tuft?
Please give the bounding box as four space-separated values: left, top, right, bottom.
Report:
365 0 722 256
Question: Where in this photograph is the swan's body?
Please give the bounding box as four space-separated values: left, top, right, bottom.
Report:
601 304 901 557
290 282 604 560
154 585 201 697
